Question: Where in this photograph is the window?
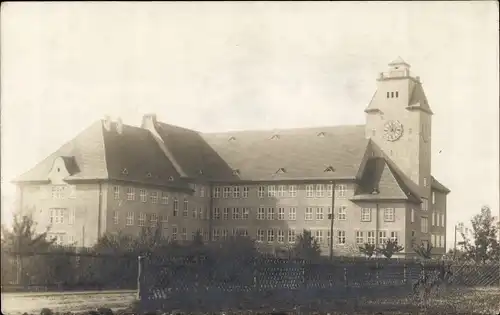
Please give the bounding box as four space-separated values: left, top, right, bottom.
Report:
391 92 394 98
327 231 332 245
422 198 428 211
361 208 371 222
423 177 428 187
52 186 65 199
173 198 179 216
138 213 146 226
113 211 119 225
257 207 265 220
379 231 387 244
200 186 205 198
221 229 228 240
432 212 436 226
395 91 399 98
181 227 187 241
411 230 416 237
49 233 65 245
316 184 324 197
267 230 275 242
384 208 395 222
223 187 231 198
126 212 134 225
411 209 415 223
288 229 296 243
327 184 333 197
161 192 168 204
367 231 375 245
258 186 266 198
192 207 197 219
278 185 286 197
387 91 390 98
305 207 314 220
315 230 323 244
150 191 158 204
431 234 436 247
49 208 65 224
183 199 189 217
277 230 285 243
113 186 120 200
337 230 346 245
242 186 249 198
257 229 265 242
242 207 250 219
214 187 221 198
199 207 203 220
336 184 346 197
316 207 324 220
232 208 240 220
356 231 364 245
267 207 275 220
150 213 158 227
127 187 135 200
268 185 276 197
432 192 436 204
171 226 178 241
233 186 240 198
203 231 209 241
212 229 219 241
289 207 296 220
306 185 314 198
289 185 297 197
68 208 75 225
140 189 147 203
213 208 220 219
421 217 429 233
161 215 168 228
223 208 229 220
278 207 285 220
441 214 445 227
338 206 347 220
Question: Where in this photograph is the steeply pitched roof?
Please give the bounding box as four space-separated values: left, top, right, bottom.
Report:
407 83 433 115
431 176 451 194
200 125 369 181
389 56 410 66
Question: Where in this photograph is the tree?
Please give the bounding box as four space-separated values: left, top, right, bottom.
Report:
376 239 404 259
293 229 321 261
413 240 433 259
1 213 55 286
460 206 500 263
359 243 376 259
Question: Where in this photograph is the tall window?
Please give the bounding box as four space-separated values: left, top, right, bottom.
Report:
127 187 135 200
223 187 231 198
289 185 297 197
200 186 205 198
192 207 197 219
338 206 347 220
52 186 65 199
432 212 436 226
267 229 275 242
113 186 120 200
181 227 187 241
172 226 178 241
223 208 229 220
173 198 179 216
267 207 275 220
356 231 364 245
421 217 429 233
126 212 134 225
367 231 375 245
337 230 346 245
150 213 158 227
305 207 313 220
315 230 323 244
257 229 265 242
268 185 276 197
278 207 285 220
221 229 228 240
289 207 296 220
441 214 445 227
213 187 221 198
390 231 398 243
161 192 168 204
336 184 346 197
49 208 65 224
242 207 250 219
379 231 387 244
258 186 266 198
411 209 415 223
140 189 147 202
422 198 428 211
384 208 395 222
213 208 220 219
257 207 265 220
306 185 314 198
277 230 285 243
68 208 75 225
242 187 249 198
113 211 119 225
278 185 286 197
316 207 324 220
232 208 240 220
361 208 371 222
327 184 333 197
288 229 296 243
138 213 146 226
183 199 189 217
233 186 240 198
316 184 324 197
161 215 168 228
432 192 436 204
150 191 158 204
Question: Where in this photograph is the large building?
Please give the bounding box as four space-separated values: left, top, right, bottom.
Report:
13 58 450 257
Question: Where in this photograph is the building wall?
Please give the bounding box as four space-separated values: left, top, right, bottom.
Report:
430 189 447 255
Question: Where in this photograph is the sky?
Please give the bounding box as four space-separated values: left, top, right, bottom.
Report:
1 2 499 249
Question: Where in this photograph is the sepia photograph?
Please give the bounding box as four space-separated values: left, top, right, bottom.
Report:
1 2 499 315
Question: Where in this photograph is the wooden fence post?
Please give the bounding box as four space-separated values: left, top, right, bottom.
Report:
137 255 145 301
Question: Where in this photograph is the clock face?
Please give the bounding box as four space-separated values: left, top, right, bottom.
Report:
384 120 404 142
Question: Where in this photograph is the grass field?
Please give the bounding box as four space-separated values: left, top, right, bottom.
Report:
1 287 498 315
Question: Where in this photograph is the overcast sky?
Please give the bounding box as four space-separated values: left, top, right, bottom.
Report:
1 2 499 247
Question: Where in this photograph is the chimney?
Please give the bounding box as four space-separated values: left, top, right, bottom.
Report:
103 115 112 131
116 117 123 134
141 113 157 129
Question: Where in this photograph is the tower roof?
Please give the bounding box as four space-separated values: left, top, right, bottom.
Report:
388 56 410 67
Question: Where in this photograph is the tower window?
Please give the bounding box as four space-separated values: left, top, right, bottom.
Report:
395 91 399 98
391 92 394 98
386 92 390 98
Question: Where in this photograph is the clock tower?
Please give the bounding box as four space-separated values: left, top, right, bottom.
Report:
365 57 433 199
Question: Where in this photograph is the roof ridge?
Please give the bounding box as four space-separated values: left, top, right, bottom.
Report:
202 124 366 135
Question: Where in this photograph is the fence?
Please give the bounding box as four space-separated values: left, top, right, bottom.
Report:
138 255 500 313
